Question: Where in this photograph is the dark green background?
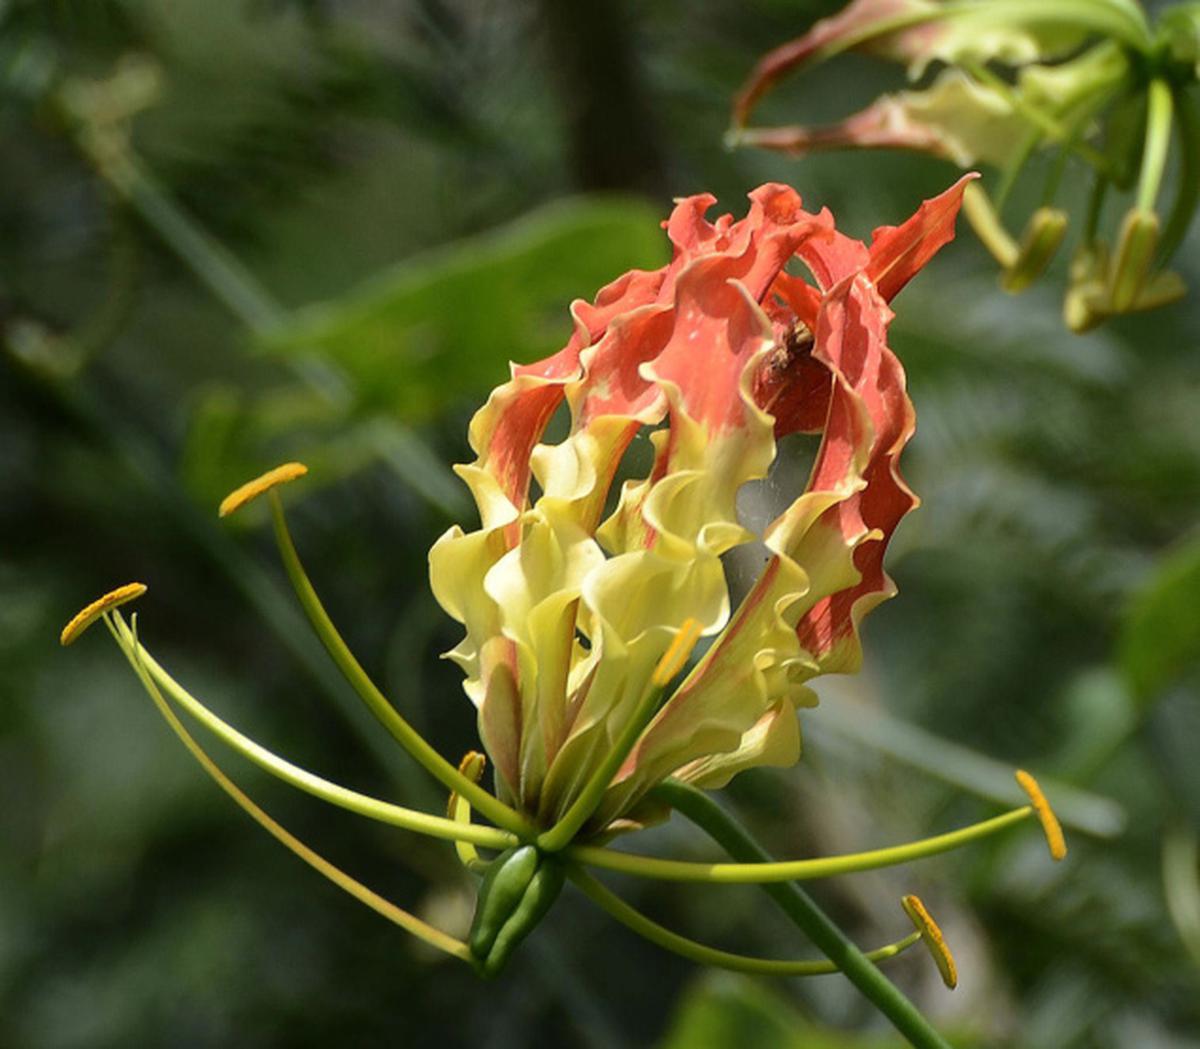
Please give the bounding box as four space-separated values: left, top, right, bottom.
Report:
3 2 1199 1046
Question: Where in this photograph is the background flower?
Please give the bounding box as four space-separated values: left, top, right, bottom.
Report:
4 3 1198 1047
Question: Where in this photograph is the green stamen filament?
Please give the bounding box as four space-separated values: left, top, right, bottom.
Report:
537 619 703 853
568 866 921 976
1136 78 1174 213
266 492 532 839
656 780 955 1049
108 611 517 849
449 752 492 874
566 806 1033 883
962 184 1019 269
110 614 472 961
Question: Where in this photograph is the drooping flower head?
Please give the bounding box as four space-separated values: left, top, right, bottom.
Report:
730 0 1200 330
431 177 972 832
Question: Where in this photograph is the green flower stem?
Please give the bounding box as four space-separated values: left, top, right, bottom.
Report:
108 611 516 849
1158 85 1198 261
112 615 473 962
567 865 921 977
1136 78 1174 213
565 805 1032 883
962 183 1020 268
450 793 494 874
268 494 534 838
537 681 670 853
652 780 954 1049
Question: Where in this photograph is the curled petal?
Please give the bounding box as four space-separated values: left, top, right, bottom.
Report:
733 0 1092 129
741 70 1027 168
431 181 968 827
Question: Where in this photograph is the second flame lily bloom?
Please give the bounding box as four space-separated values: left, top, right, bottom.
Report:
431 177 974 836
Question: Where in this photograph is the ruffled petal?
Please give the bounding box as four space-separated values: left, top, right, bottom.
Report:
430 181 966 828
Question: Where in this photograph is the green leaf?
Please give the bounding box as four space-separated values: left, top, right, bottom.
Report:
1118 532 1200 703
255 196 668 422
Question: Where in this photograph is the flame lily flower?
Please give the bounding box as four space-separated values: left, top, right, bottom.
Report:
63 183 1070 1047
731 0 1200 331
431 177 974 842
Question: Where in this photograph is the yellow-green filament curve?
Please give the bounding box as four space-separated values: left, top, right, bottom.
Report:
114 618 471 962
267 493 533 839
566 807 1033 883
108 611 517 850
537 619 704 853
568 866 920 976
449 752 492 873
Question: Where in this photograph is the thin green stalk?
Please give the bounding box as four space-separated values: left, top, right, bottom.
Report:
653 780 954 1049
538 683 668 852
1158 85 1199 261
268 493 534 838
539 620 701 851
567 865 921 976
1137 78 1174 212
108 611 516 849
114 615 472 961
962 183 1019 267
567 806 1031 883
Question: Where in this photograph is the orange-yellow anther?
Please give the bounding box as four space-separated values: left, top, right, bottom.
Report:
447 751 487 818
218 462 308 518
1015 769 1067 861
651 618 704 688
60 583 147 646
901 894 958 990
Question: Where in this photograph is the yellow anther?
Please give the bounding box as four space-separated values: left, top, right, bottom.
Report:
218 462 308 518
901 894 958 990
1015 769 1067 861
449 752 489 872
652 618 704 688
60 582 147 646
447 751 487 818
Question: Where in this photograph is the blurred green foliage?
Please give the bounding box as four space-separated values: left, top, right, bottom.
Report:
2 1 1199 1048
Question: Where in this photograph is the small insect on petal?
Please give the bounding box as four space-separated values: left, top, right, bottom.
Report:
1015 769 1067 861
218 462 309 518
60 582 147 646
901 894 958 990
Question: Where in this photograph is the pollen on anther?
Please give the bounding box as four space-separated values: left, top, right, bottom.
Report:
652 618 704 688
447 751 487 817
901 894 958 990
1015 769 1067 861
60 582 147 646
218 462 309 518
